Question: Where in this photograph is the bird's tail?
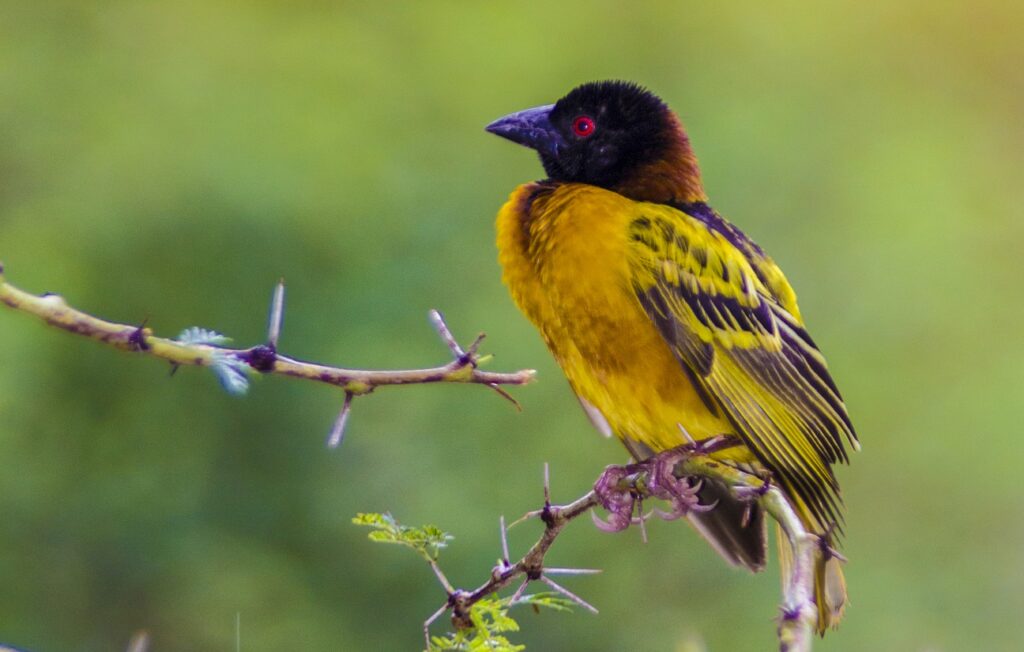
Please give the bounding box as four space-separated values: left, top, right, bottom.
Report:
776 524 848 635
685 478 767 572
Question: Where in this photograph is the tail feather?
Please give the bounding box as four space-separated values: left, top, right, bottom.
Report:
686 478 767 572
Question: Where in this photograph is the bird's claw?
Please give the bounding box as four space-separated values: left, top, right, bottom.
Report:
590 508 632 532
645 447 711 518
591 446 718 534
592 464 635 533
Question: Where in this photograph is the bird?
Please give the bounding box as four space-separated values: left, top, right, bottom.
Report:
486 80 858 634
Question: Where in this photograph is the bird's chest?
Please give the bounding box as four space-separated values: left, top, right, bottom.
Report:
527 193 651 371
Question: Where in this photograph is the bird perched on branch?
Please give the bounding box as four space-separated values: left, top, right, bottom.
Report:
487 81 858 634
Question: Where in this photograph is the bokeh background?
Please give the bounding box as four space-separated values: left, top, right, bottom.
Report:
1 1 1022 650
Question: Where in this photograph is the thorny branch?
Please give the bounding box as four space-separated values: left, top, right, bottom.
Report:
1 263 823 650
0 263 535 444
425 443 823 652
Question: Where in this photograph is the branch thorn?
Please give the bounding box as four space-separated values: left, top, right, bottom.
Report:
423 602 448 652
499 516 510 565
129 317 151 352
636 496 648 543
267 279 285 347
508 509 542 529
542 567 602 576
428 309 465 360
326 391 354 449
510 578 530 605
486 383 522 410
543 462 551 508
540 575 599 615
465 332 486 358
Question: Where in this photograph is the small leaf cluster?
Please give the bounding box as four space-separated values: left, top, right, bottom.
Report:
428 594 573 652
352 512 454 562
352 513 573 652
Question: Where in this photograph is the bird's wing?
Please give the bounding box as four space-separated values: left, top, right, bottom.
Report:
627 203 858 531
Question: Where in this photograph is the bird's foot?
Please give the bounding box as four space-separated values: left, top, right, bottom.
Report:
591 464 636 532
591 443 723 532
645 446 716 521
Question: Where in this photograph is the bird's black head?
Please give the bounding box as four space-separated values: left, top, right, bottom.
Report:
486 81 705 202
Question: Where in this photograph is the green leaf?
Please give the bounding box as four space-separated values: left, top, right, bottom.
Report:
469 597 520 635
425 594 563 652
352 512 453 562
210 352 250 396
508 592 575 613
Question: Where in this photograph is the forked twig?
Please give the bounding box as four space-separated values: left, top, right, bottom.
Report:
422 446 823 652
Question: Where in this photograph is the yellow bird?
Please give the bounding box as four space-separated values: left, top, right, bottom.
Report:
486 81 858 633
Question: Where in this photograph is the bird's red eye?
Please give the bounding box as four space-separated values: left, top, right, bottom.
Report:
572 115 595 138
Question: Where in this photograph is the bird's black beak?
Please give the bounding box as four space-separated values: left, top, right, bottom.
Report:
485 104 564 159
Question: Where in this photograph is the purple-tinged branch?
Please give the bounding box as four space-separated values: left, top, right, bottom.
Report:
0 265 536 397
424 444 822 652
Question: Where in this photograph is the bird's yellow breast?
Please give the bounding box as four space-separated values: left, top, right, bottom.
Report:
497 183 745 457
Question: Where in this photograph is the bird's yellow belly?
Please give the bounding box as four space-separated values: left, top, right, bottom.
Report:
555 283 739 456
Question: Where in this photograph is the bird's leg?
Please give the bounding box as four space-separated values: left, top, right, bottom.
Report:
731 469 773 503
591 464 636 532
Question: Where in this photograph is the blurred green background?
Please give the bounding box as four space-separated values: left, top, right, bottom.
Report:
1 1 1022 650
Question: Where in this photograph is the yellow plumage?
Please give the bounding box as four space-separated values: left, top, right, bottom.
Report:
497 182 855 631
499 184 740 453
488 80 857 634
